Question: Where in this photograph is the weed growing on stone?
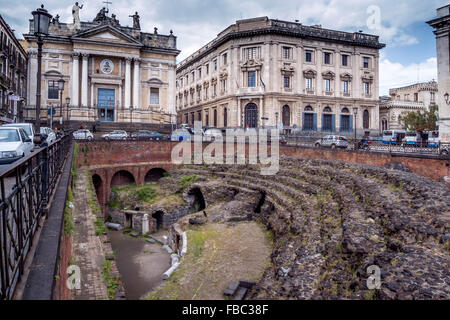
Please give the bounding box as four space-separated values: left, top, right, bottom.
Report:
64 186 75 237
180 175 198 191
102 260 120 300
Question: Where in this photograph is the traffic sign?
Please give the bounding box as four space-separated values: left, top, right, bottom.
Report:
48 108 56 116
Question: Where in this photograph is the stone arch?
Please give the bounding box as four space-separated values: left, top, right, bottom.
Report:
145 167 167 182
110 170 135 188
92 174 103 200
152 210 165 230
186 187 206 212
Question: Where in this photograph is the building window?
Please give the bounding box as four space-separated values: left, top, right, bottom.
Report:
303 113 315 131
414 93 418 102
248 71 256 87
213 109 217 126
191 71 195 83
363 109 369 129
305 50 313 63
363 57 370 69
224 108 228 127
324 52 331 64
214 59 217 71
363 82 370 95
341 114 351 132
221 79 227 92
198 68 201 79
282 47 291 59
305 78 312 90
322 114 333 131
284 76 290 89
324 79 331 92
381 119 388 131
342 54 349 66
222 53 227 65
150 88 159 105
342 80 349 93
205 109 209 126
48 80 59 99
206 64 209 75
431 92 435 102
245 47 258 60
213 84 217 96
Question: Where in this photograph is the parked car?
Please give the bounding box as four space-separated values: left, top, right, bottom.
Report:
131 130 164 141
73 129 93 140
102 130 128 140
2 123 35 144
203 128 223 141
441 145 449 156
279 135 287 145
315 135 349 149
168 128 191 141
40 127 57 145
358 136 378 150
0 127 34 164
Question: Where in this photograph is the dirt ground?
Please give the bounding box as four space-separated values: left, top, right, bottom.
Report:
148 221 273 300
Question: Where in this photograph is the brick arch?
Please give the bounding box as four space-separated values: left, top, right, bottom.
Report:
144 167 167 182
110 169 136 188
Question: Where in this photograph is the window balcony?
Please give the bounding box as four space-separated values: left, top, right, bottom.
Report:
304 89 315 94
323 90 334 96
237 86 264 95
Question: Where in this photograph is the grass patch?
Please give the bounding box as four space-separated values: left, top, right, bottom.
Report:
132 185 157 202
64 187 75 237
180 175 198 191
102 260 120 300
95 216 107 236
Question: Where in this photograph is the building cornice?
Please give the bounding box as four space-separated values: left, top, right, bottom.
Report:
177 18 385 73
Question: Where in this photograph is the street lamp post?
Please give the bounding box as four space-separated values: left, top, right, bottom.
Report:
353 107 358 150
65 96 70 128
130 105 133 124
58 77 65 128
31 5 52 142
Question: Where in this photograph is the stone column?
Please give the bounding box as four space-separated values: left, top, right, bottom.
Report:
125 57 131 109
133 58 140 109
259 97 263 127
81 53 89 107
237 98 241 127
72 53 80 107
28 50 38 107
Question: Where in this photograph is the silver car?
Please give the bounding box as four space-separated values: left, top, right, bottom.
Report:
102 130 128 140
315 135 349 149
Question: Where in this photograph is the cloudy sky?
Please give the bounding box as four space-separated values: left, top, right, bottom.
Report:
1 0 447 95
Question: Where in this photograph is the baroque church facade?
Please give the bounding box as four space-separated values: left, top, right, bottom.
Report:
22 6 179 125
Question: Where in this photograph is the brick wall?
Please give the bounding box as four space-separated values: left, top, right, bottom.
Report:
77 141 450 181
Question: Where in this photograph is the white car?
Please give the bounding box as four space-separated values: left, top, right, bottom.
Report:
73 129 93 140
203 128 223 141
102 130 128 140
168 128 191 141
40 127 57 145
2 123 35 143
0 127 34 164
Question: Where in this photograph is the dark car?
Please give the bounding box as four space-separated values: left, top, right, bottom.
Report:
358 136 378 150
131 130 164 141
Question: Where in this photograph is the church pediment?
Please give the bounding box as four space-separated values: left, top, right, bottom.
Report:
72 25 143 47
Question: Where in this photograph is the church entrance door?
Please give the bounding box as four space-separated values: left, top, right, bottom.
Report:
98 88 115 122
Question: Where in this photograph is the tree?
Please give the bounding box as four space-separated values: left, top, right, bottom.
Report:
399 104 439 132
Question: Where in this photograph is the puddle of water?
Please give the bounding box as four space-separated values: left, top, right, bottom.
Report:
108 230 171 300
